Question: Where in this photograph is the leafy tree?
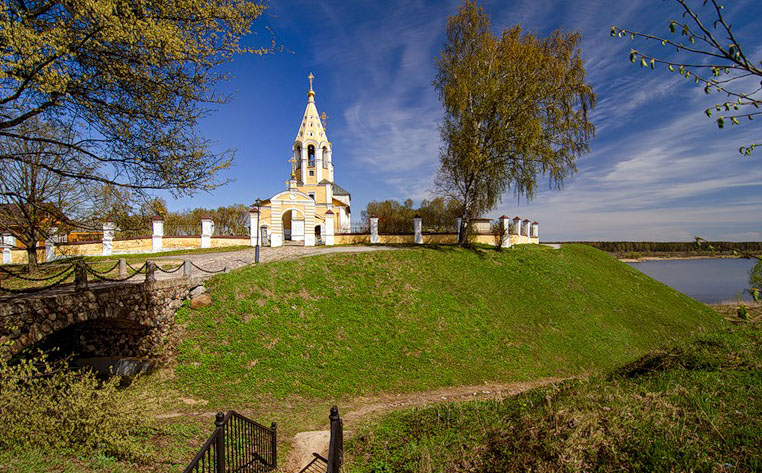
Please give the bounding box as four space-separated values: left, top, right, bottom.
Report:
749 260 762 300
612 0 761 155
0 0 269 194
434 0 595 245
0 120 96 271
361 197 461 234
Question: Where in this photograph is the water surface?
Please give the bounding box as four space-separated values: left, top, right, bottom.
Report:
626 258 757 304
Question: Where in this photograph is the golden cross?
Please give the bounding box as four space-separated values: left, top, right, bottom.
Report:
308 72 314 91
289 155 297 177
320 111 329 129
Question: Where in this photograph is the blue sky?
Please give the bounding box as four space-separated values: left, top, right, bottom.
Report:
167 0 761 241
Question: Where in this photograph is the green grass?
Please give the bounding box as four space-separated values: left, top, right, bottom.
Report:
344 319 762 472
172 244 722 406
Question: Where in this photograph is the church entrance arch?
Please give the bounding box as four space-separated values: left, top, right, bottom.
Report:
282 208 305 243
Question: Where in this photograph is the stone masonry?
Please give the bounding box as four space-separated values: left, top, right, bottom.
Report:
0 277 204 359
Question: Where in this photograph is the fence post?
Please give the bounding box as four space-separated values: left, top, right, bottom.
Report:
413 216 422 245
370 216 379 244
512 216 521 244
201 217 214 249
145 261 156 284
215 412 225 473
324 211 335 246
183 259 192 277
152 216 164 253
102 220 115 256
74 260 88 291
531 221 540 242
522 219 531 244
1 233 12 265
118 258 127 277
326 405 343 473
271 421 278 469
45 227 57 262
249 208 259 247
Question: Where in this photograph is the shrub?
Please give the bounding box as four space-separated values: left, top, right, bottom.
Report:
749 259 762 294
623 251 642 260
0 350 152 462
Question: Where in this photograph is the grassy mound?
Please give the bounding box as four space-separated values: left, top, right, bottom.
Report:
173 244 721 405
345 320 762 472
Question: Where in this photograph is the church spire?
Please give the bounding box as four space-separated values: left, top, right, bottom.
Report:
307 72 315 103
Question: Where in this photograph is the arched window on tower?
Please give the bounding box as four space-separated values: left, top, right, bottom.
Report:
294 145 301 168
308 145 315 166
322 146 328 168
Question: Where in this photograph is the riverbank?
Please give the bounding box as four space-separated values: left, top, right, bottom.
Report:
619 254 752 263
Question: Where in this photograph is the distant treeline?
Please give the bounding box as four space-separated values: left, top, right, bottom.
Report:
558 241 762 254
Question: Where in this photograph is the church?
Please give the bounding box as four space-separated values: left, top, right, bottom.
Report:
252 74 351 247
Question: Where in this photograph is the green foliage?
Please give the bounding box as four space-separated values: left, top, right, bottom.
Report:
749 260 762 293
0 351 152 462
612 1 761 154
623 251 642 260
173 244 720 405
568 240 762 256
434 1 595 244
0 0 269 193
345 321 762 472
361 197 461 234
737 304 749 320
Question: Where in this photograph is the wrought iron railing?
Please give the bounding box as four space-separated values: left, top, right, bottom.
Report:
298 406 343 473
183 410 277 473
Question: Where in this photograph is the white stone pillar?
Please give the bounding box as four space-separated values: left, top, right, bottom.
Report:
301 146 308 183
370 216 379 244
45 227 57 262
522 219 531 243
1 233 13 264
249 209 259 247
324 211 335 246
102 220 116 256
152 216 164 252
316 147 323 182
531 221 539 242
413 216 423 244
499 216 511 248
201 217 214 249
512 217 522 238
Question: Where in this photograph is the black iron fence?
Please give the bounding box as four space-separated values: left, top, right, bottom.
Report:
184 411 277 473
298 406 343 473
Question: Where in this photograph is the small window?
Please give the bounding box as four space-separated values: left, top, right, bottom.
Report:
308 193 316 200
309 170 314 176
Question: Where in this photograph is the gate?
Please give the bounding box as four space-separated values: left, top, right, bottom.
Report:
183 410 277 473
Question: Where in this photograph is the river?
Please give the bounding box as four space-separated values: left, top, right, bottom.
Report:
625 258 757 304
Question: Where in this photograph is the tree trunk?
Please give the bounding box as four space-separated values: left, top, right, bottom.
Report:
26 244 39 273
458 218 469 247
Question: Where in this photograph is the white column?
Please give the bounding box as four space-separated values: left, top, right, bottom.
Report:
1 233 13 264
301 146 308 183
531 221 539 242
370 217 379 244
249 210 259 246
201 217 213 248
522 219 531 243
152 217 164 252
324 211 335 246
499 216 511 248
512 217 522 240
316 147 323 182
45 227 57 262
102 220 115 256
413 216 422 244
326 148 333 181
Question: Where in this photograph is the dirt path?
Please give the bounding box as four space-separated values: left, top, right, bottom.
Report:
282 377 566 472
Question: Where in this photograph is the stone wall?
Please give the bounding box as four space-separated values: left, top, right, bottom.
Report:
0 277 203 359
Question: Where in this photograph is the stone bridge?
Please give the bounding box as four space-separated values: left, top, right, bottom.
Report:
0 277 205 360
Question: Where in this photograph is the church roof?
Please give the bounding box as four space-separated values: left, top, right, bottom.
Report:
295 73 328 146
332 183 351 196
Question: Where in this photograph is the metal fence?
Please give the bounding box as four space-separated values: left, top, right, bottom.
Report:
338 220 369 234
298 406 343 473
183 411 277 473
